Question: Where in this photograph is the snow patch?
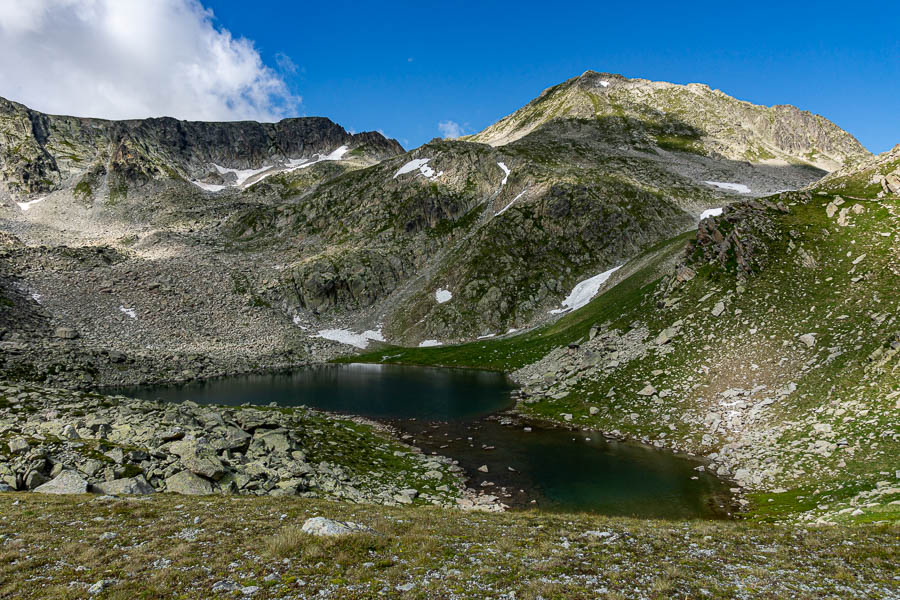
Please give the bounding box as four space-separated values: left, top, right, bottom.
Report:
550 265 623 314
314 327 384 349
698 207 723 222
418 339 442 347
497 162 510 185
393 158 442 180
119 306 137 319
284 146 349 172
30 293 42 304
16 196 46 211
704 181 751 194
362 329 385 342
496 188 528 216
435 289 452 303
599 80 610 88
190 181 227 192
477 334 496 340
506 328 519 334
213 163 273 187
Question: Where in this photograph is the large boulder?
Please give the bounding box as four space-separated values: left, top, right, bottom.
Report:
165 471 214 495
34 470 88 495
169 440 225 480
93 475 155 495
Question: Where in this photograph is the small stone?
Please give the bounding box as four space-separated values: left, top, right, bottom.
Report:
589 406 600 415
711 302 726 317
477 465 489 473
799 333 817 348
637 384 657 396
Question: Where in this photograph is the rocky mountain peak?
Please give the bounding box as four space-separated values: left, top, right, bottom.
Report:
469 71 870 172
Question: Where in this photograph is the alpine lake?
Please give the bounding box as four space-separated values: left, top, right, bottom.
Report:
120 363 734 519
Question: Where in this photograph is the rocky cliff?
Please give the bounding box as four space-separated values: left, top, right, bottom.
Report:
0 96 403 200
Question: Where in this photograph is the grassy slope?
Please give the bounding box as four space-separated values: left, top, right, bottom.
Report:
1 494 897 600
346 231 695 371
342 183 900 523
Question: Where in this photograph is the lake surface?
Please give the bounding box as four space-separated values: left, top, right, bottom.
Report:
121 364 732 518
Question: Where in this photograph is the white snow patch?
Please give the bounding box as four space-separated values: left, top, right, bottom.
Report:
497 162 510 185
704 181 751 194
284 146 349 172
362 329 385 342
190 180 227 192
16 196 46 211
291 315 309 330
119 306 137 319
435 289 452 303
599 80 610 88
477 333 496 340
314 327 385 349
698 207 723 222
496 188 528 216
506 328 519 334
418 339 443 347
30 293 42 304
550 265 623 314
393 158 442 180
213 163 273 187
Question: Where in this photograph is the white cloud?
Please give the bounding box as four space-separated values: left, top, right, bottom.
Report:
438 120 464 138
0 0 299 122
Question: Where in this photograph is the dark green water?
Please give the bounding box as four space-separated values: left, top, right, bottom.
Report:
120 364 732 518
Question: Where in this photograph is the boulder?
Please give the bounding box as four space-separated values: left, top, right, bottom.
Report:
34 470 88 495
169 441 225 479
93 475 155 495
300 517 375 537
165 471 214 495
711 302 726 317
8 438 30 454
53 327 79 339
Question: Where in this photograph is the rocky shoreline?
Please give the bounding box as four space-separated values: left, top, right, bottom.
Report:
0 381 505 512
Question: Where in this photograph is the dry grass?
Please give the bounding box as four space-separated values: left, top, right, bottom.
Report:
0 493 897 599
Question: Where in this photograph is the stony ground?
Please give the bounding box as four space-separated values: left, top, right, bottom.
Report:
1 494 897 600
0 382 499 510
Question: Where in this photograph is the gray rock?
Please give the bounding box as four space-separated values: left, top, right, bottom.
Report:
24 471 49 490
93 475 155 495
799 333 817 348
8 438 29 454
300 517 374 537
34 470 88 495
165 471 214 495
711 302 726 317
53 327 79 339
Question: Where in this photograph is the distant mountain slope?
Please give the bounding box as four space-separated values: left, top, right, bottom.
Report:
468 71 869 171
0 76 876 386
0 96 403 200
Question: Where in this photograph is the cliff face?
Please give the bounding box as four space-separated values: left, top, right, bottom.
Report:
0 96 403 196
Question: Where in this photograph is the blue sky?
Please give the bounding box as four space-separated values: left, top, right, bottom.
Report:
203 0 899 154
